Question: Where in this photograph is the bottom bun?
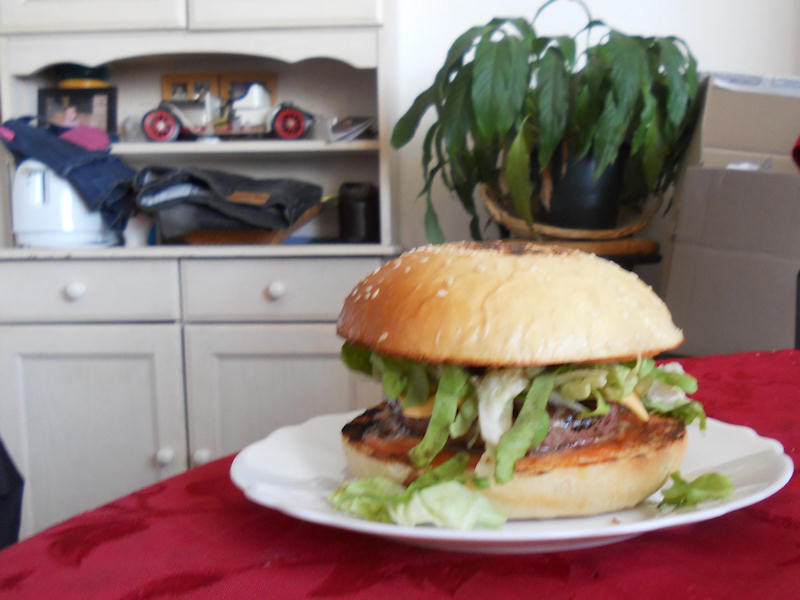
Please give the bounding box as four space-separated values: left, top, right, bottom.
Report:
341 407 688 519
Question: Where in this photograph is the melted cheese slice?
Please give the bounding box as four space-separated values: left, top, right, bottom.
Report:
401 394 468 418
619 392 649 421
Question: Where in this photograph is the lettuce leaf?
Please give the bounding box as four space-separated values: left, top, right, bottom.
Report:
408 364 469 466
494 372 555 483
329 477 407 523
329 452 506 529
389 481 506 529
659 471 734 509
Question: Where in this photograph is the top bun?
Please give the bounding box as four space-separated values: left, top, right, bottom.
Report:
337 241 683 366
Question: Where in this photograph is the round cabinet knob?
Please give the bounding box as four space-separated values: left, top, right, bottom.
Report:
192 448 213 466
266 280 287 301
63 281 87 301
155 447 175 467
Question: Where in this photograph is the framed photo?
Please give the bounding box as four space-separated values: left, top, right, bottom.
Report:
161 73 220 101
37 87 117 134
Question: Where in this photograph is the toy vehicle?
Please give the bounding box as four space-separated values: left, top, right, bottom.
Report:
141 83 314 141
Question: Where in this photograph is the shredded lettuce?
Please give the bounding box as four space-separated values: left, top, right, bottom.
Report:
329 477 406 523
340 341 372 375
341 343 708 487
494 373 555 484
450 394 478 438
475 368 529 446
408 365 469 467
659 471 734 509
330 452 506 529
389 481 506 529
641 362 705 428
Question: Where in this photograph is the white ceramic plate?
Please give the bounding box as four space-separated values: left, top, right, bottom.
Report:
230 411 794 554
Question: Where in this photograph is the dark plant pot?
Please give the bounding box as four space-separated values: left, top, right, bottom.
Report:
533 147 622 230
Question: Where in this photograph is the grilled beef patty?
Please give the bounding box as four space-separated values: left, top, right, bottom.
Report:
342 400 623 458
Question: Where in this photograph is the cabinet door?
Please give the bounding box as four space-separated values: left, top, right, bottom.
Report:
184 323 380 466
0 324 187 538
188 0 381 29
0 0 186 33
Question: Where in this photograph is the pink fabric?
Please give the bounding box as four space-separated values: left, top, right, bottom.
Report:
58 126 109 151
0 350 797 599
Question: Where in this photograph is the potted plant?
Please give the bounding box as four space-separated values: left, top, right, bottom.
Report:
391 0 701 243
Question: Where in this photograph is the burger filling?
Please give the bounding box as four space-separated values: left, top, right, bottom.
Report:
333 342 733 527
341 341 705 484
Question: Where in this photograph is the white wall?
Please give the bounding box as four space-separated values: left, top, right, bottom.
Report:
383 0 800 250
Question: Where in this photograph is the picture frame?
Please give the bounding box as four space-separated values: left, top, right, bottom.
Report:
37 87 117 134
161 73 220 101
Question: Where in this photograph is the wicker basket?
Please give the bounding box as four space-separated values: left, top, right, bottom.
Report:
481 185 662 241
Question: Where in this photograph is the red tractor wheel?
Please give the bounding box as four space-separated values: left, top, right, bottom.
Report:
142 109 180 142
272 107 307 140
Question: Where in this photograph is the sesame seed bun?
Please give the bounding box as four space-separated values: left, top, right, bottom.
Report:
337 241 684 366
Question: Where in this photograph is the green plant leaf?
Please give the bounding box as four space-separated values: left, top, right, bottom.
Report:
536 47 569 170
508 17 537 49
504 118 535 225
658 38 691 130
606 32 647 117
432 20 503 97
641 110 667 190
391 86 436 148
591 90 625 178
418 160 446 244
556 35 576 68
631 85 657 155
424 190 445 244
570 82 595 159
472 35 530 139
440 66 474 153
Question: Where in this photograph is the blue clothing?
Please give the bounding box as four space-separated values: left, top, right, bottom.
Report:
0 438 22 549
134 166 322 241
0 118 135 231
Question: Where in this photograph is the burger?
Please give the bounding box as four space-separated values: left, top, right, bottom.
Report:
333 242 705 523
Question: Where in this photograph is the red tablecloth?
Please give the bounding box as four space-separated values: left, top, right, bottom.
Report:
0 350 797 599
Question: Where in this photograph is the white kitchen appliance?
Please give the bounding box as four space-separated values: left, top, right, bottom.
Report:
11 159 120 248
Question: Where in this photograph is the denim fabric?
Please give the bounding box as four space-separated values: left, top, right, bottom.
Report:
0 438 23 549
134 166 322 240
0 118 135 231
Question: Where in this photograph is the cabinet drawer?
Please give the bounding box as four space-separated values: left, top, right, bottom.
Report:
181 258 379 321
0 0 186 33
0 260 180 323
188 0 381 29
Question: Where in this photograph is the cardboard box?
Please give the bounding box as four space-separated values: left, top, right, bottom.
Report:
661 74 800 355
664 168 800 355
686 73 800 174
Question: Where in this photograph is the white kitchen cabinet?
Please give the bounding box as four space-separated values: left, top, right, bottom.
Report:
0 0 391 540
0 0 381 34
0 0 186 33
0 323 187 538
184 323 379 466
188 0 381 29
0 249 388 538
